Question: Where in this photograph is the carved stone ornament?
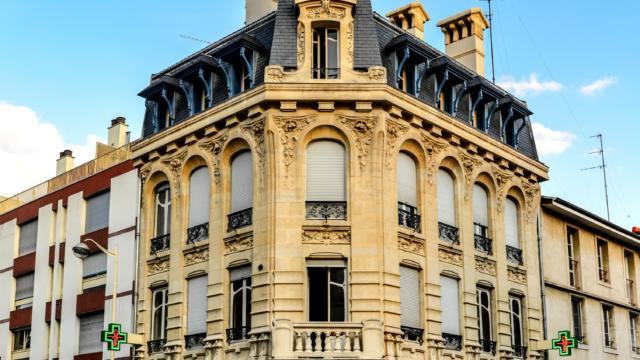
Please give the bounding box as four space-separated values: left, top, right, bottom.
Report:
161 150 188 193
438 247 463 267
199 134 229 184
297 22 305 65
274 115 317 175
241 119 265 184
475 258 496 276
224 234 253 254
385 119 409 169
307 0 346 20
459 151 481 200
266 66 285 82
147 259 170 275
491 167 512 213
523 181 540 223
422 134 448 183
398 233 425 253
184 248 209 266
302 228 351 244
346 21 354 64
507 266 527 284
338 115 378 170
139 165 151 183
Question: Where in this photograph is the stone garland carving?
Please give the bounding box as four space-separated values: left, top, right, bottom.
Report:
459 151 481 200
385 119 409 169
421 134 448 184
199 134 229 184
225 235 253 254
507 266 527 284
148 259 170 275
266 66 285 82
438 248 463 267
297 22 305 65
161 150 188 193
274 115 317 176
241 119 266 184
475 258 496 276
307 0 346 20
338 115 378 170
523 181 540 223
346 21 354 64
491 166 512 213
398 235 425 253
302 228 351 244
184 248 209 266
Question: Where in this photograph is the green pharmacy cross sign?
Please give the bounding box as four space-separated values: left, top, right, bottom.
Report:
552 330 577 356
101 323 128 351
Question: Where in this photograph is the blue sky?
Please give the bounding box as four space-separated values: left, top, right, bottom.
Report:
0 0 638 229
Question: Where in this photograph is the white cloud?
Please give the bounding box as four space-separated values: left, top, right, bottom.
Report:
532 122 576 156
0 102 103 197
579 76 617 96
497 73 563 97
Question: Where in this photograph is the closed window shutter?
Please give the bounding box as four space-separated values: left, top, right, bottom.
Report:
473 184 489 226
440 276 460 335
437 170 456 226
189 167 210 227
83 252 107 278
400 266 420 328
306 141 345 201
505 198 519 248
397 153 417 206
231 151 253 213
15 273 34 300
79 312 104 354
18 220 38 256
85 192 110 233
230 265 252 281
187 276 207 335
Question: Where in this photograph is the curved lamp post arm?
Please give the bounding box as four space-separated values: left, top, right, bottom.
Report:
82 238 116 257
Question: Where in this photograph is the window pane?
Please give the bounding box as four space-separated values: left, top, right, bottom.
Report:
330 283 345 322
505 198 519 248
440 276 460 334
155 184 171 236
152 288 167 340
79 312 104 354
473 184 489 227
232 289 244 329
437 170 456 226
15 273 35 300
85 191 110 233
397 153 418 206
510 298 523 346
18 220 38 256
306 140 346 201
245 287 252 329
188 167 210 227
309 268 328 321
327 29 339 69
231 151 253 213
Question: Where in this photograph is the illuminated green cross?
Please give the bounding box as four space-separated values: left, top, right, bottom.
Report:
552 330 577 356
101 323 128 351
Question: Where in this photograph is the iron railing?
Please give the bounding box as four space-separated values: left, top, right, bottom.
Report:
185 333 206 349
599 269 609 283
442 333 462 350
511 345 527 358
147 339 166 354
633 345 640 354
474 235 493 255
506 245 523 265
186 222 209 244
306 201 347 220
226 326 250 343
569 259 580 288
401 326 424 343
438 222 460 245
479 339 496 355
228 208 252 231
398 202 421 232
150 234 170 255
312 68 340 79
604 339 615 348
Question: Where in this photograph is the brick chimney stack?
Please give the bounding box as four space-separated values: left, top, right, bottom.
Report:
246 0 278 25
108 117 129 148
386 2 430 40
437 8 490 76
56 150 74 176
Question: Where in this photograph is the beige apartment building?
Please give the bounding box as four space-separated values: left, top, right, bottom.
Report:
542 197 640 359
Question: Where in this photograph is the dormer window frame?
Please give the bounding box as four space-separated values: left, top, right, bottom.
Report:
312 23 340 80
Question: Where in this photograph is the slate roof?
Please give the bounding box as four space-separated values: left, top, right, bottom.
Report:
353 0 383 69
269 0 297 68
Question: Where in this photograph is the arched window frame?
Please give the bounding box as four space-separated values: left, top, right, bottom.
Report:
228 150 253 231
305 139 347 220
504 196 523 265
187 166 210 244
397 151 420 232
437 168 459 245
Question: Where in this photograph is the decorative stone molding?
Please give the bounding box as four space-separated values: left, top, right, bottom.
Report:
357 66 387 82
265 66 285 82
162 150 188 193
523 181 540 223
438 246 463 267
241 118 266 185
491 166 512 213
398 232 425 253
199 134 229 184
163 341 183 360
421 134 448 184
224 233 253 254
302 226 351 244
297 22 305 65
147 259 170 275
139 165 152 183
338 115 378 170
346 21 354 64
274 115 317 177
385 119 409 169
184 247 209 266
307 1 346 20
250 332 271 360
204 336 224 360
459 151 481 200
507 266 527 284
475 258 496 276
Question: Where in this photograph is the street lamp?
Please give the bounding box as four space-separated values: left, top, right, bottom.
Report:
72 239 119 359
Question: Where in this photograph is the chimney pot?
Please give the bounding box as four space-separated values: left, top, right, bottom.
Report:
111 117 126 126
437 8 490 76
386 2 430 40
633 227 640 235
108 116 130 148
56 149 74 176
246 0 278 25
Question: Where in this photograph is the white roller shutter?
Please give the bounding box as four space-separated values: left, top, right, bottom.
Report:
473 184 489 226
440 276 460 335
187 276 208 335
437 170 456 226
231 151 253 213
400 266 421 328
15 273 34 300
306 141 346 201
230 265 252 281
397 153 418 206
85 191 110 233
18 220 38 256
189 167 210 227
505 198 519 248
83 252 107 278
79 312 104 354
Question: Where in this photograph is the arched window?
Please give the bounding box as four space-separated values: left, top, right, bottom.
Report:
437 169 459 244
151 287 168 347
505 197 523 265
306 140 346 220
397 152 420 231
312 26 339 79
187 167 210 243
473 184 491 254
229 151 253 231
151 182 171 254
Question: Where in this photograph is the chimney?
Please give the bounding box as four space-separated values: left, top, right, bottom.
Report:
386 2 430 40
633 227 640 235
245 0 278 25
437 8 490 76
56 150 74 176
108 117 129 148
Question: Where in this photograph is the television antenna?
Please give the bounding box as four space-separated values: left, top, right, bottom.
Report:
581 134 610 220
480 0 496 83
179 34 214 45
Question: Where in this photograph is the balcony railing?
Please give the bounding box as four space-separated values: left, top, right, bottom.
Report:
569 259 580 288
312 68 340 79
150 234 170 255
186 222 209 244
185 333 206 349
398 202 421 232
633 345 640 355
604 339 615 348
226 326 250 343
599 269 609 283
147 339 166 354
306 201 347 220
293 323 362 355
479 339 496 355
627 279 636 305
400 326 424 343
512 345 527 358
228 208 252 231
474 235 493 255
442 333 462 351
438 222 460 245
506 245 523 265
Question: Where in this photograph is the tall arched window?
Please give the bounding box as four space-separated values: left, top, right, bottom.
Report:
397 152 420 231
306 140 346 220
505 197 522 264
473 184 491 254
187 167 210 243
151 182 171 253
437 169 458 244
229 151 253 231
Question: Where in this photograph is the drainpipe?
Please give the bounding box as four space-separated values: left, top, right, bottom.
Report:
536 207 548 360
133 172 143 354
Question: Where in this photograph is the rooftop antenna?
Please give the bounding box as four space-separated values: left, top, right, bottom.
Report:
581 134 610 220
480 0 496 83
179 34 214 45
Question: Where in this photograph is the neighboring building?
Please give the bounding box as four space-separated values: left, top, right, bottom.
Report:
131 1 548 360
541 197 640 359
0 119 139 360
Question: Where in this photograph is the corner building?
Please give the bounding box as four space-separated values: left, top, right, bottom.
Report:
132 1 549 359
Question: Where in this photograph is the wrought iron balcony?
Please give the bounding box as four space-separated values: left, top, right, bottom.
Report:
633 345 640 355
401 326 424 343
226 326 250 343
398 202 421 232
228 208 252 231
147 339 166 354
438 222 460 245
442 333 462 351
599 269 609 283
506 245 523 265
150 234 170 255
306 201 347 220
186 222 209 244
511 345 527 358
569 259 580 288
185 333 206 349
474 235 493 255
312 68 340 79
479 339 496 355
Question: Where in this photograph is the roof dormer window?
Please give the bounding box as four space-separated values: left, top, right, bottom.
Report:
312 26 339 79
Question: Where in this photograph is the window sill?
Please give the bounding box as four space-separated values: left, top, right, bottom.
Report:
577 342 589 350
398 226 425 240
598 280 612 289
225 340 250 353
224 224 253 239
603 347 618 355
82 273 107 290
12 349 30 359
15 297 33 309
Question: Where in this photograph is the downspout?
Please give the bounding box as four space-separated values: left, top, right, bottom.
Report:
133 170 143 355
536 206 548 360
